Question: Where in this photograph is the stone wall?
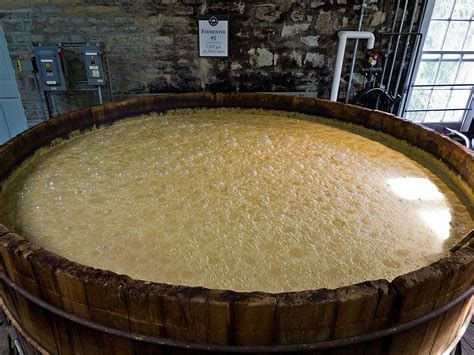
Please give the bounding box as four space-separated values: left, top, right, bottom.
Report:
1 0 395 126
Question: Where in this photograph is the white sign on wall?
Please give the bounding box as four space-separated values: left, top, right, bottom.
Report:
198 15 229 57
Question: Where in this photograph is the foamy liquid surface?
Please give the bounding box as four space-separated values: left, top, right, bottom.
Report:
1 109 472 292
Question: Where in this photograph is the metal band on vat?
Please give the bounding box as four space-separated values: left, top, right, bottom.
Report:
0 270 472 353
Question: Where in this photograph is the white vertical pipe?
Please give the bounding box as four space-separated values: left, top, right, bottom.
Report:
98 85 103 104
330 31 375 101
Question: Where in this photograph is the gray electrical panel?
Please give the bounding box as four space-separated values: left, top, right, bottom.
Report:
33 45 67 92
83 44 106 86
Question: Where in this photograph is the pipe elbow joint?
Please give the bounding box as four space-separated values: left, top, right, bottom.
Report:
338 31 375 49
367 34 375 50
338 31 347 40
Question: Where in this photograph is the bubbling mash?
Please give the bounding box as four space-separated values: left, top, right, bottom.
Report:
0 108 472 292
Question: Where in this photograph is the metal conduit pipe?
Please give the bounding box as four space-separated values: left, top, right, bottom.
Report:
445 127 472 149
344 0 367 104
393 0 419 97
330 31 375 101
0 270 472 353
386 0 409 94
380 0 401 86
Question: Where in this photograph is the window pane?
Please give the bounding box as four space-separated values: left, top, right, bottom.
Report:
435 58 460 84
424 111 445 122
451 0 474 19
405 112 426 122
415 60 440 85
463 24 474 50
432 0 456 19
443 21 470 50
428 89 451 109
409 89 432 110
425 21 448 50
447 89 471 108
443 110 464 122
455 61 474 84
406 0 473 125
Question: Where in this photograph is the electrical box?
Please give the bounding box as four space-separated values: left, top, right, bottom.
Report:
33 45 67 92
83 44 106 86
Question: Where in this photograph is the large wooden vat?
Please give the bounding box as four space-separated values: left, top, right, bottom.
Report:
0 93 472 354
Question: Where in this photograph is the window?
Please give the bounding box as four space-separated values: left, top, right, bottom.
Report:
404 0 473 130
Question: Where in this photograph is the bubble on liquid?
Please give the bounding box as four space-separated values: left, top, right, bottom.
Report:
283 135 294 147
334 152 345 162
91 168 105 179
96 245 107 252
212 180 225 189
263 164 274 173
258 133 273 148
226 184 237 195
243 166 257 177
293 161 305 170
313 157 324 165
47 176 60 190
227 137 238 148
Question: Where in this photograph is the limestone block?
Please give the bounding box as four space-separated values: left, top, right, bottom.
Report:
248 48 274 68
301 35 320 47
304 52 325 68
281 23 310 37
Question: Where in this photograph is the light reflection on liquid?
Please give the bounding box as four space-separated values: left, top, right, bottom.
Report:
386 177 444 201
387 177 452 242
419 209 452 241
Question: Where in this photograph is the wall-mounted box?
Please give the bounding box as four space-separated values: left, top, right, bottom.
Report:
83 44 106 86
33 45 66 92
